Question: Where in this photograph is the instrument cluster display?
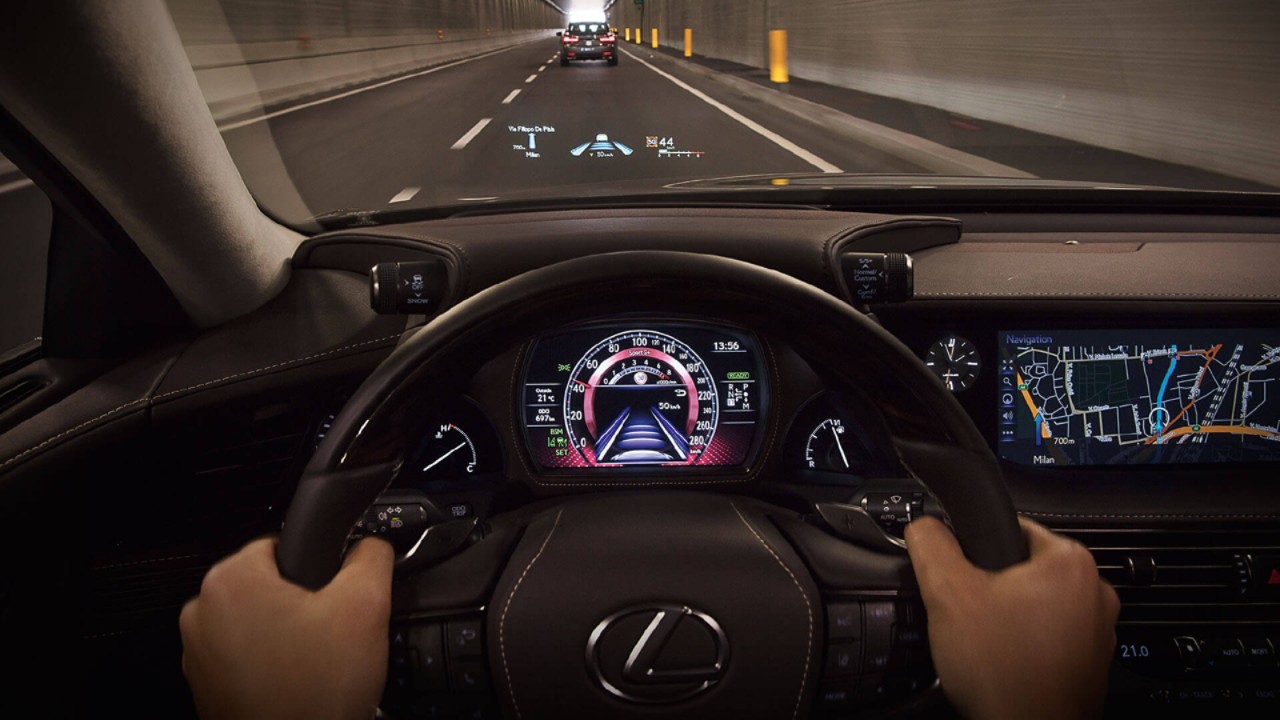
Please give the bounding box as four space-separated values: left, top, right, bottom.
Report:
522 321 767 471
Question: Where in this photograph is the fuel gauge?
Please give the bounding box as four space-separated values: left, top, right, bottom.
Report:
783 392 892 483
805 417 855 472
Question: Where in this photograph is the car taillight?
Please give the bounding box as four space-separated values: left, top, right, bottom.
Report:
562 34 578 45
601 34 616 44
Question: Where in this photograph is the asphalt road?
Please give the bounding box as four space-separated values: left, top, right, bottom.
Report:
221 39 925 219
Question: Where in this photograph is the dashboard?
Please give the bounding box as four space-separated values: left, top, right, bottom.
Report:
12 204 1280 717
306 211 1280 713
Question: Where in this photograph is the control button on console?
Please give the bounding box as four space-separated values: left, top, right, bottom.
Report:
1203 638 1246 669
1253 554 1280 600
1173 636 1204 670
1242 637 1276 668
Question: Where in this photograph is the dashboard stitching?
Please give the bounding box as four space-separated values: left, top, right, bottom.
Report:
151 334 403 401
498 509 564 720
1022 511 1280 520
419 235 471 296
820 223 870 275
730 502 813 720
97 554 203 570
0 398 148 473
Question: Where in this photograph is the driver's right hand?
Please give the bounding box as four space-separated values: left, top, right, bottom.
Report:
906 516 1120 720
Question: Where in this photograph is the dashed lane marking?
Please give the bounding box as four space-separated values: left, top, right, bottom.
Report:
388 186 421 203
502 89 522 104
451 118 492 150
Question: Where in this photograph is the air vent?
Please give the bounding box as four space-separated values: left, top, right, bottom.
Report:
82 551 213 639
80 399 328 638
1059 528 1280 624
172 400 321 539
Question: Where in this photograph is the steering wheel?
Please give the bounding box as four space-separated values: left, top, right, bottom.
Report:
276 252 1027 719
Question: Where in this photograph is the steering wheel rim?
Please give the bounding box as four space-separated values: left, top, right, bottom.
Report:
276 251 1027 717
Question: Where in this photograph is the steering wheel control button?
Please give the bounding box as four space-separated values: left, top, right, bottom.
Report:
862 492 924 538
825 642 861 678
410 624 448 692
449 659 490 693
818 679 859 710
827 603 862 640
863 601 896 673
446 620 483 658
587 605 729 704
357 503 429 553
369 259 449 315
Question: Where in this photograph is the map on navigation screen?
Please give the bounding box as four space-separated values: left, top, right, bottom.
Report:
998 330 1280 466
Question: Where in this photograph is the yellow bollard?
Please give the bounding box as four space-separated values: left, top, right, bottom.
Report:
625 27 630 42
634 27 641 44
769 29 788 84
684 28 692 57
651 28 658 49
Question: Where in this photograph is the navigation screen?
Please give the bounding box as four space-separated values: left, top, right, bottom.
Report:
998 330 1280 466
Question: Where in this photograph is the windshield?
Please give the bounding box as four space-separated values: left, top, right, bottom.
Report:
166 0 1280 226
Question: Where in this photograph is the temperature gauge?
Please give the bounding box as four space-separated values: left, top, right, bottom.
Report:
419 423 479 477
403 398 501 485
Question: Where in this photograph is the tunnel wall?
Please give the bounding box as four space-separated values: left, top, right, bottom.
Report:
167 0 563 120
608 0 1280 187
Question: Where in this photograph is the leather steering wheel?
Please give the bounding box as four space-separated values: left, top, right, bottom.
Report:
277 251 1027 719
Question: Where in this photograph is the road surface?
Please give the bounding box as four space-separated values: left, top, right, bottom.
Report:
220 39 927 218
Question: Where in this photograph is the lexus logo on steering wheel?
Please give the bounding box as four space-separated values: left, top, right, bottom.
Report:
586 605 729 704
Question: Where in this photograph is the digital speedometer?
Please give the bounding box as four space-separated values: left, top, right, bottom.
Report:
565 330 717 465
522 321 766 471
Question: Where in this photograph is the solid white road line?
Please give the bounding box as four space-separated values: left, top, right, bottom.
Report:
525 74 537 83
622 50 842 173
217 44 527 132
388 186 421 204
502 89 522 104
451 118 492 150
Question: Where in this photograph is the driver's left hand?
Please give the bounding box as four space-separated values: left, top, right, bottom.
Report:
180 536 393 720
